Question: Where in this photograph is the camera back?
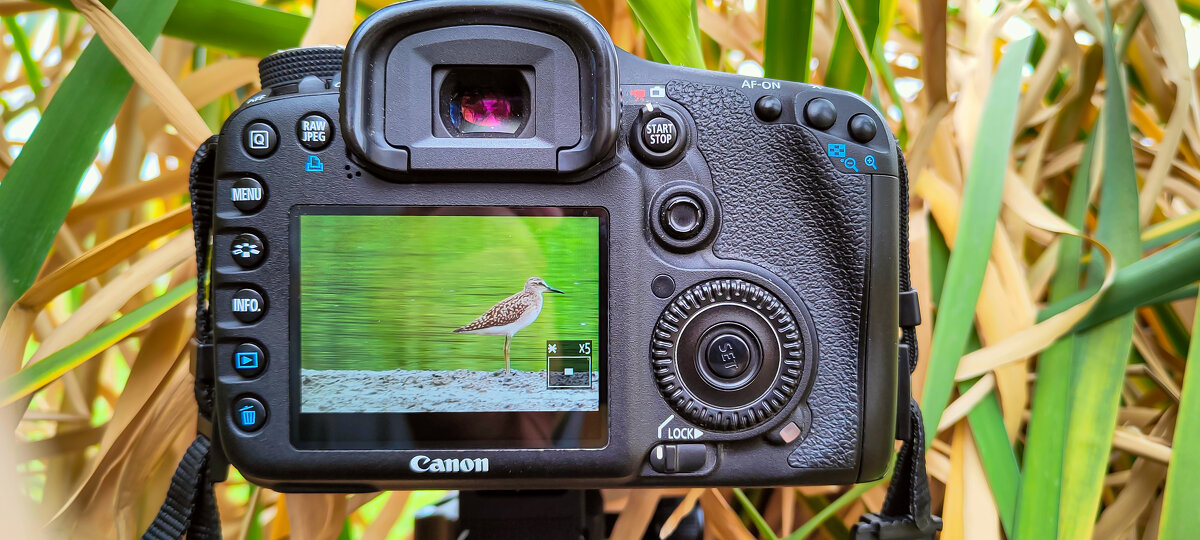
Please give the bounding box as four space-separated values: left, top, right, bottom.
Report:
201 0 908 492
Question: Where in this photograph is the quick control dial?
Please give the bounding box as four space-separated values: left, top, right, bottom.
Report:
651 279 804 431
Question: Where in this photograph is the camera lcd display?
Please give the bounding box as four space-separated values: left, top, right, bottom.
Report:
291 206 608 449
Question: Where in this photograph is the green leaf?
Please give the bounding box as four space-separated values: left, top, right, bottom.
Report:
0 282 194 406
763 0 815 82
3 16 43 94
1014 130 1096 540
1160 292 1200 537
786 482 881 540
0 0 178 316
960 379 1020 535
1037 234 1200 331
33 0 308 56
920 36 1034 442
625 0 706 69
824 0 880 92
732 488 779 540
1057 3 1141 537
1142 211 1200 250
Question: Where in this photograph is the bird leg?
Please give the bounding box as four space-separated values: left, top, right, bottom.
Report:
504 335 511 375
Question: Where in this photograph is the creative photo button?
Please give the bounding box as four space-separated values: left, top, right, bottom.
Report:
230 233 266 268
232 343 267 378
231 288 266 323
231 177 265 213
297 113 333 150
232 396 267 432
641 116 678 153
243 121 278 158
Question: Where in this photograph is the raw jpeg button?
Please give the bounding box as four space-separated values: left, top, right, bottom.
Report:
297 113 333 150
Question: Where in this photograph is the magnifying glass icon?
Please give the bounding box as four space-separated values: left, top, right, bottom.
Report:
864 155 877 170
843 157 859 173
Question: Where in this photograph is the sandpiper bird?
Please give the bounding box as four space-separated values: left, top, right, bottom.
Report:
454 276 565 374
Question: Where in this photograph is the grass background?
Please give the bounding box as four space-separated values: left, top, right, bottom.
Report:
298 213 602 373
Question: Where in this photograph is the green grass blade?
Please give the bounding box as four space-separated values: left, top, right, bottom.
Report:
0 0 178 316
1057 3 1141 537
1014 130 1096 540
33 0 307 56
1037 234 1200 328
3 16 43 94
959 379 1020 535
786 481 881 540
920 36 1033 441
625 0 705 69
732 488 780 540
1142 211 1200 250
0 282 194 406
763 0 815 82
1160 293 1200 538
824 0 879 92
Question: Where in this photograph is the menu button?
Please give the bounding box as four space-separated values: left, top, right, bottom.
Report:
231 177 265 213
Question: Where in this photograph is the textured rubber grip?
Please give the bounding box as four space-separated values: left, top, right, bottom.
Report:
258 46 345 89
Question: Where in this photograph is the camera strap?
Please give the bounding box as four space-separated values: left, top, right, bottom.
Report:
850 151 942 540
142 135 223 540
144 139 939 540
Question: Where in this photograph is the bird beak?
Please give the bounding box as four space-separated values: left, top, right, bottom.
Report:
546 285 565 294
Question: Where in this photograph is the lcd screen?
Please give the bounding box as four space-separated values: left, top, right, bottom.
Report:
292 206 607 449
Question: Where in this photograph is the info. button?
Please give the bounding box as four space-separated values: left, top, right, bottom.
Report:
231 288 266 323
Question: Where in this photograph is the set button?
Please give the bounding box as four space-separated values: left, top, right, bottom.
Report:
232 396 267 432
230 233 265 268
231 288 266 323
232 343 266 378
231 177 265 213
297 113 333 150
243 121 278 158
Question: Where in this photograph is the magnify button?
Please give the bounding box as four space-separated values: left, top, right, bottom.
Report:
864 155 877 170
843 156 859 173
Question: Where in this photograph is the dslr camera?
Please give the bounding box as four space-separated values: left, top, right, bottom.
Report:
200 0 912 491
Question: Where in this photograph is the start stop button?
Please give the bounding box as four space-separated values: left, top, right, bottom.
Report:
642 116 678 153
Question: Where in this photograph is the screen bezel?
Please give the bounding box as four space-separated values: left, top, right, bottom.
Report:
289 205 609 450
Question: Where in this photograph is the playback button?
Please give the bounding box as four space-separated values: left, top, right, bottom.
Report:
232 343 266 378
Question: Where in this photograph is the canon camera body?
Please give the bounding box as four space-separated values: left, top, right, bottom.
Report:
201 0 908 491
